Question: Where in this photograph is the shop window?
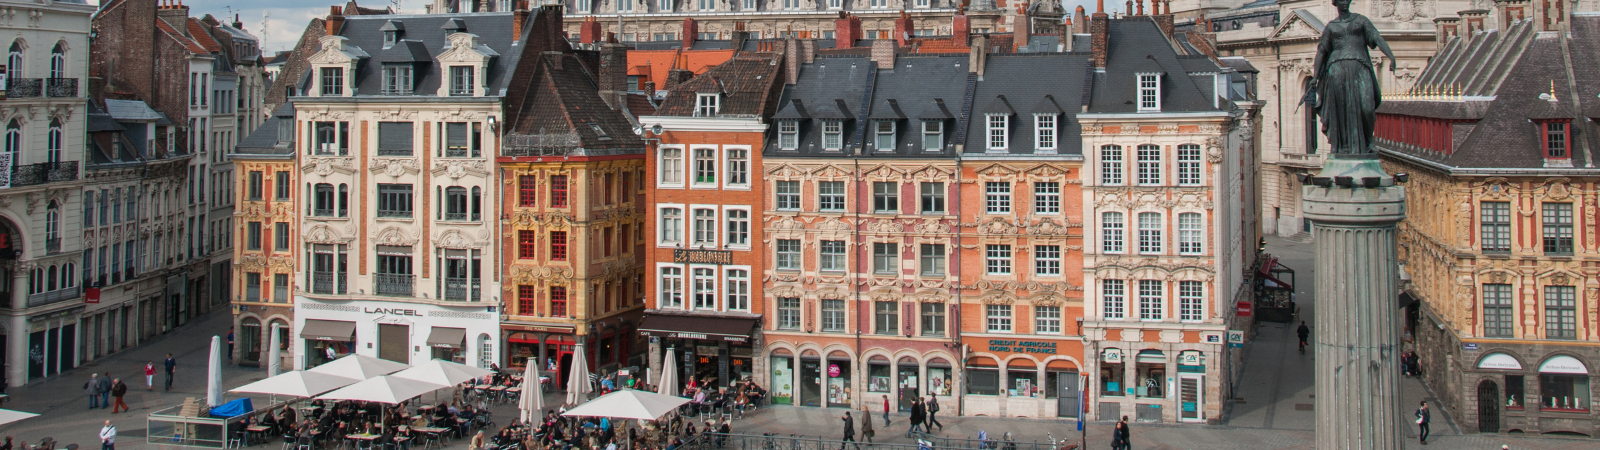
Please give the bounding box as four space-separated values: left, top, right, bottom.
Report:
868 360 892 392
1009 368 1039 398
1541 374 1590 411
927 363 953 396
1506 375 1525 410
1101 357 1125 396
967 367 999 395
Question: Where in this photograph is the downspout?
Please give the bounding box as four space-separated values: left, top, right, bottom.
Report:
953 151 965 417
853 157 863 410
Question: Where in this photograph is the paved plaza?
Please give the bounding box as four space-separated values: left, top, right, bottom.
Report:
0 238 1596 449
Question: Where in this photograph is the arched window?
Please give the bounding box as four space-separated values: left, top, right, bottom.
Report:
46 264 57 291
61 262 74 288
45 201 60 244
470 186 481 221
5 119 20 155
47 118 62 162
49 42 65 79
28 268 41 294
7 42 22 81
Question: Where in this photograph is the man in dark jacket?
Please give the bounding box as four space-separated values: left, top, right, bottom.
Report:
925 396 943 431
906 398 925 437
1117 416 1132 450
839 411 856 450
110 379 129 413
96 375 112 410
1415 401 1431 445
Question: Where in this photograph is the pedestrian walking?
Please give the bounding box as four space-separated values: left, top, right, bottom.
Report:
906 397 925 437
96 373 112 408
144 362 155 391
925 396 943 431
110 379 129 413
1118 416 1133 450
99 420 116 450
881 395 891 427
859 405 874 445
85 373 102 409
163 353 176 391
1415 400 1431 445
1109 423 1126 450
227 327 235 363
1296 321 1311 354
839 411 857 450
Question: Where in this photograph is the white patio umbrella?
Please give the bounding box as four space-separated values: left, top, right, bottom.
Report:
518 360 543 424
267 323 283 377
0 409 39 426
657 347 679 397
230 371 362 397
316 375 449 404
566 344 592 405
561 390 690 421
307 354 409 380
391 359 495 387
207 335 223 407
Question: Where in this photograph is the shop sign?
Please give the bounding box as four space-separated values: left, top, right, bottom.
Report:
1227 330 1244 348
1179 351 1202 365
1102 348 1124 363
988 339 1057 354
674 249 733 265
1235 301 1252 317
1201 332 1223 344
827 364 841 377
1177 365 1205 373
696 345 719 356
1463 343 1479 351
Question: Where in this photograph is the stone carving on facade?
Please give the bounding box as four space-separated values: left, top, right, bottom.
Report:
435 228 481 249
302 157 356 176
867 289 901 303
967 217 1019 235
915 218 949 234
910 164 955 181
433 160 489 180
1377 0 1433 22
374 226 419 246
869 219 899 233
1030 292 1065 307
770 215 803 230
303 224 349 244
811 164 851 179
910 290 949 303
816 287 848 300
510 264 573 285
769 285 803 299
816 217 851 232
370 158 422 177
980 291 1016 305
766 164 805 178
238 253 269 271
1539 178 1573 201
974 163 1021 178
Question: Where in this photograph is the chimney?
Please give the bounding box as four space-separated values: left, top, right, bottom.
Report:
325 6 345 36
541 4 564 45
664 68 694 92
893 11 914 47
731 22 751 52
581 17 603 45
233 14 243 30
1074 6 1087 33
1433 16 1459 49
870 39 896 69
835 13 859 49
158 0 191 35
546 51 564 70
969 34 988 79
952 9 970 47
682 17 698 49
512 1 530 43
802 39 815 63
1136 0 1143 15
1017 9 1032 50
1125 0 1133 17
643 81 656 96
598 42 629 109
784 38 800 85
1090 3 1109 69
1153 12 1174 39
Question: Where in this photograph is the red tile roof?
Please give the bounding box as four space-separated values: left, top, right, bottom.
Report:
187 18 223 53
626 49 735 88
156 20 208 54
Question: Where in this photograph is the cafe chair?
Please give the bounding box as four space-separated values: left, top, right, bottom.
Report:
295 436 313 450
280 433 296 450
227 431 245 449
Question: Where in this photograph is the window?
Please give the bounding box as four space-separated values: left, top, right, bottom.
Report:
518 231 537 259
1545 285 1576 339
1542 203 1574 253
274 223 290 251
1539 373 1589 411
776 239 800 270
820 240 846 272
986 304 1013 333
550 175 568 207
987 114 1009 150
985 182 1011 214
376 184 413 218
442 186 470 220
1103 279 1126 319
726 209 749 247
696 94 719 116
1547 122 1568 158
920 244 945 276
6 42 20 82
320 67 344 95
48 42 64 79
377 122 413 156
275 172 291 200
248 171 263 200
449 66 475 96
1482 284 1513 338
777 121 800 150
4 120 17 155
874 121 896 150
1036 305 1062 334
920 182 945 214
312 183 336 216
660 148 683 185
311 121 348 155
1101 145 1124 185
46 119 61 163
660 267 683 308
986 244 1012 275
547 286 568 317
1139 279 1164 320
777 297 801 329
921 303 945 336
875 301 899 335
246 222 262 250
725 268 750 311
873 242 899 274
1475 201 1512 252
1035 114 1056 151
1034 182 1060 214
873 182 898 213
549 231 568 261
776 181 800 210
1138 212 1163 254
382 64 413 95
1178 212 1203 255
1177 144 1201 185
922 121 944 150
726 148 749 187
691 268 716 309
693 148 716 184
519 176 537 207
1137 73 1160 111
1179 281 1203 322
659 208 682 244
821 299 846 332
246 273 262 302
1034 245 1061 276
817 181 845 212
1136 144 1162 185
692 208 716 246
822 120 843 151
1102 212 1125 254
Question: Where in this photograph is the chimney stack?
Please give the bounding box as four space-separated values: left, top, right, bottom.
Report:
1090 2 1109 69
870 39 896 69
664 68 694 92
952 8 970 47
1136 0 1143 15
158 0 192 35
731 22 751 52
325 6 345 36
784 38 800 85
512 1 530 43
893 11 914 47
969 34 988 78
682 17 699 49
1074 6 1087 33
835 13 861 49
581 17 603 45
233 14 243 29
1433 16 1459 49
598 42 629 109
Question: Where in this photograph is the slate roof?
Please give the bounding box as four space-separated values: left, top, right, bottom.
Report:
1377 16 1600 170
237 102 297 156
1087 19 1222 113
655 53 783 117
105 99 166 122
305 12 529 98
767 56 875 155
504 53 645 156
964 54 1090 156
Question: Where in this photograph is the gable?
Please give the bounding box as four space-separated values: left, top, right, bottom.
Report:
1268 9 1324 42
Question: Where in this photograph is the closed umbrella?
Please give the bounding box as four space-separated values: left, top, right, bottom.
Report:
657 347 679 397
566 344 592 405
207 335 223 407
519 360 542 424
267 323 282 377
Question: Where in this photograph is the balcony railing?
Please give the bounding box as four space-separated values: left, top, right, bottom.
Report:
311 272 345 295
46 78 77 98
45 237 60 254
313 208 335 217
374 273 414 297
444 212 468 221
503 132 580 157
6 78 41 98
444 147 469 158
26 287 80 307
11 161 79 187
441 278 479 301
376 209 412 219
376 147 412 157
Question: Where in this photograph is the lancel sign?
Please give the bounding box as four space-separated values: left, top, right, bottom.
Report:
364 307 423 316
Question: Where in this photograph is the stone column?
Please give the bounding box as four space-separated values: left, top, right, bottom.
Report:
1301 157 1406 449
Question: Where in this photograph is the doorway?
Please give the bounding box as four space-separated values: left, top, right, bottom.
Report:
800 358 821 407
897 360 919 411
1478 380 1500 433
1056 372 1080 418
1178 374 1204 423
377 323 410 364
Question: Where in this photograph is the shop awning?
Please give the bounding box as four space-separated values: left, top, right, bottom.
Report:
639 314 758 343
1135 350 1166 364
426 327 467 349
301 320 356 341
1257 257 1294 291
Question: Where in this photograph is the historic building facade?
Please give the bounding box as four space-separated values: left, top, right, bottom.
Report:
1379 7 1600 436
231 104 297 368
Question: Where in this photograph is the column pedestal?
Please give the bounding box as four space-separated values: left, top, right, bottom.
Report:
1301 156 1406 449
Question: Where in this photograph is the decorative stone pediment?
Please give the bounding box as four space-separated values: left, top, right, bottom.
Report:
816 287 849 300
771 216 803 230
968 217 1018 235
1023 164 1067 178
980 291 1015 305
915 218 949 235
910 290 949 303
974 163 1021 177
862 164 906 180
309 35 369 65
510 264 572 285
303 224 349 244
432 159 489 179
436 228 482 249
1268 12 1322 43
374 226 419 246
437 33 498 63
816 217 851 232
909 164 954 182
302 157 356 176
811 164 851 179
867 289 901 303
868 219 900 234
770 285 803 299
371 158 422 177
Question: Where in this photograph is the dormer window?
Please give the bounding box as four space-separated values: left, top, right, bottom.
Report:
696 93 719 117
320 67 344 96
384 30 399 48
986 114 1009 151
822 120 844 151
659 0 672 12
1137 73 1161 111
1546 121 1568 159
874 120 896 151
450 66 474 96
922 120 943 151
1035 114 1057 152
382 64 413 95
778 121 798 150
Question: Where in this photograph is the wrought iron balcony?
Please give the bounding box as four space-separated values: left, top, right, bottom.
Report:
503 132 580 157
312 208 335 217
376 147 412 157
311 272 345 295
444 212 468 221
6 78 41 98
441 278 479 301
45 237 59 254
444 147 469 158
45 78 77 98
10 161 79 187
376 209 412 219
26 287 80 307
374 273 414 297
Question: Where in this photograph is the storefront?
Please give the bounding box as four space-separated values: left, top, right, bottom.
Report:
1089 341 1220 424
19 307 81 383
506 330 576 386
963 338 1083 418
641 313 759 391
293 296 499 370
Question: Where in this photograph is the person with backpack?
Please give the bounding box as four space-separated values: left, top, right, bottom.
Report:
110 378 129 413
925 396 943 431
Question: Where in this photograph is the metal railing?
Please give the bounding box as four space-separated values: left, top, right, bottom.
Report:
376 147 412 156
311 272 344 295
444 212 468 221
45 237 60 254
26 287 80 307
442 278 478 301
503 131 581 157
46 78 77 97
6 78 41 98
374 273 414 297
11 161 79 186
376 209 412 219
312 208 335 217
444 146 470 158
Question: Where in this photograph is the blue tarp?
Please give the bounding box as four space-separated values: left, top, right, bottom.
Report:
209 398 254 418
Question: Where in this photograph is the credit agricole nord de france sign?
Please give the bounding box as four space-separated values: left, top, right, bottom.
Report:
989 340 1058 354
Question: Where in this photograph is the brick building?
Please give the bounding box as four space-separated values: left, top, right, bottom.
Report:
230 103 297 368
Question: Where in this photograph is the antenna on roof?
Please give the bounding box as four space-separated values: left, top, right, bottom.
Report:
261 10 270 47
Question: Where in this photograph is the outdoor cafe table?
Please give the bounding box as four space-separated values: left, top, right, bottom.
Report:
244 425 270 446
346 433 381 449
